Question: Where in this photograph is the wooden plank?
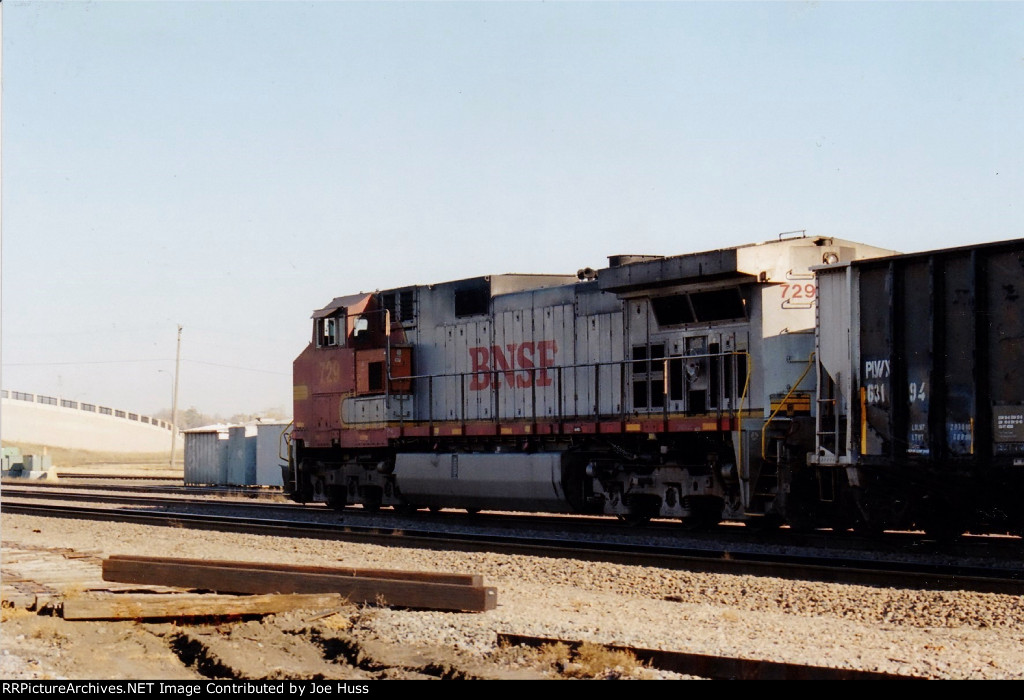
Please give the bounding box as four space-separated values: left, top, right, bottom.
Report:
1 586 39 610
63 592 350 621
106 555 482 586
102 559 497 612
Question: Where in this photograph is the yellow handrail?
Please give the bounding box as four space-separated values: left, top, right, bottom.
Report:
760 352 815 461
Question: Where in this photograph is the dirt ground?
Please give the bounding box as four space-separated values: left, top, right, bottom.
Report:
2 449 552 680
1 602 558 681
0 533 637 681
3 443 184 479
1 451 544 681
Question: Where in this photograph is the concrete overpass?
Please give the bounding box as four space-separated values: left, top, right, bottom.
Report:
0 390 183 453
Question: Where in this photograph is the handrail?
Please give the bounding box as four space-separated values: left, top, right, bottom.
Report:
760 352 815 460
384 350 748 425
278 420 294 463
392 350 735 383
735 350 753 472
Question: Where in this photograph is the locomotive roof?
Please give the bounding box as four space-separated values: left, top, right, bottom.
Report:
311 293 372 318
384 273 578 296
598 236 898 293
313 237 903 311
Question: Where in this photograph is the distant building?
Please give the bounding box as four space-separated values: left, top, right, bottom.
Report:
184 421 291 487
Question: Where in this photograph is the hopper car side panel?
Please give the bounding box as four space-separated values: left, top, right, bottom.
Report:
813 238 1024 535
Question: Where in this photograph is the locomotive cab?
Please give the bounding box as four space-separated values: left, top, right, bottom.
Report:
286 293 412 506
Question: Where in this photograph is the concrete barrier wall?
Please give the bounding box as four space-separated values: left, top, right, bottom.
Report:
0 394 181 453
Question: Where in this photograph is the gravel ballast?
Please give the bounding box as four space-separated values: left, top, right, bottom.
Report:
2 513 1022 680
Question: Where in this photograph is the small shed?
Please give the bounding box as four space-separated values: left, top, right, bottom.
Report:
184 422 290 487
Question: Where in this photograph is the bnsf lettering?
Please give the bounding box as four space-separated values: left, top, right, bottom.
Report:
469 341 558 390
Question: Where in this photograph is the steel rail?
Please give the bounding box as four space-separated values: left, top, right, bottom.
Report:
4 480 286 502
2 485 300 510
3 499 1021 595
53 473 181 481
6 482 1023 569
495 633 926 680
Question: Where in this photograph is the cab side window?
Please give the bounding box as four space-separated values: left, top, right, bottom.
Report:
315 313 345 348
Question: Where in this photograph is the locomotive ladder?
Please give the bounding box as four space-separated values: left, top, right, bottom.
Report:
814 363 842 460
752 354 817 501
752 421 787 499
809 362 842 504
815 398 840 450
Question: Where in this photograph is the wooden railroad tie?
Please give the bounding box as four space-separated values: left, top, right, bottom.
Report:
62 592 350 621
98 554 497 614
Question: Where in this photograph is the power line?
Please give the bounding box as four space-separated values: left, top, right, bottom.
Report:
2 359 173 366
182 359 289 376
2 358 289 376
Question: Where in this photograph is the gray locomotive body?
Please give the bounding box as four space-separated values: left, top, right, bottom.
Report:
286 234 1023 536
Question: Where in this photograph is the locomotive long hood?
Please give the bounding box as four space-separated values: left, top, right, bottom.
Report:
598 247 745 293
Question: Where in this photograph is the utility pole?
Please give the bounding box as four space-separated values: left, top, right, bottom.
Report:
170 325 183 468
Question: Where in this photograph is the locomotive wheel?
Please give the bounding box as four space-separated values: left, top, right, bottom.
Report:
680 515 710 531
916 495 966 543
618 513 651 527
918 510 966 543
853 521 885 539
324 486 347 511
360 486 383 513
923 521 965 543
681 513 722 531
290 463 316 504
743 514 782 532
829 489 859 534
680 497 724 531
784 506 818 534
619 493 659 526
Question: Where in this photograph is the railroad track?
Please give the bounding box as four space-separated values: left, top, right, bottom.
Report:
3 496 1022 595
54 472 182 481
496 633 926 680
6 481 1023 560
27 478 281 499
2 543 931 679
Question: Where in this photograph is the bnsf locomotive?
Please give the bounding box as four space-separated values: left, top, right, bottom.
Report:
284 234 1024 537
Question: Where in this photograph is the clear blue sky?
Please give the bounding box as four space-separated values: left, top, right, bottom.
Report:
2 0 1022 417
